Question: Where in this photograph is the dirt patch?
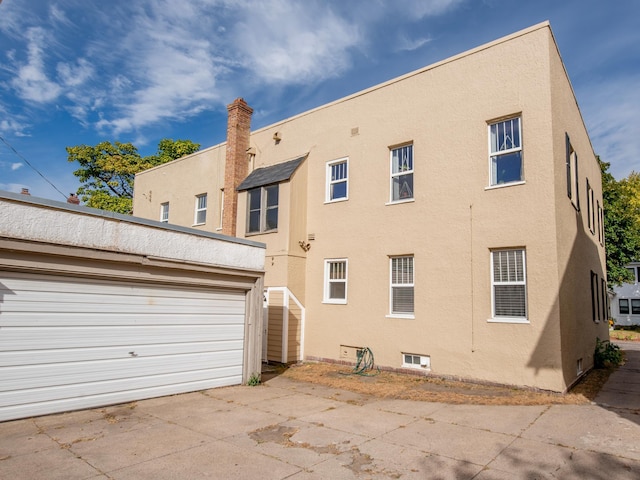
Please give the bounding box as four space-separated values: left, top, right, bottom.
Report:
278 362 616 406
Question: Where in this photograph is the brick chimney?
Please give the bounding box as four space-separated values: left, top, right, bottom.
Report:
222 98 253 236
67 193 80 205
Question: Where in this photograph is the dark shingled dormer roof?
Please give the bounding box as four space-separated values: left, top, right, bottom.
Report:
237 155 306 191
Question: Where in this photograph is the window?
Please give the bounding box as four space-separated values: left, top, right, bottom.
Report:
632 299 640 315
491 249 527 321
247 185 278 233
326 158 348 202
218 189 224 230
591 271 600 322
390 256 414 315
324 259 347 303
586 179 595 234
489 117 522 186
402 353 430 370
194 194 207 224
160 202 169 223
597 201 604 245
566 135 579 209
390 144 414 202
601 278 607 321
627 267 637 283
619 299 629 315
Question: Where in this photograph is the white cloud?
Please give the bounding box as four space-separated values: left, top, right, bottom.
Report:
11 27 63 103
11 162 22 170
396 35 432 52
231 1 360 84
57 59 94 88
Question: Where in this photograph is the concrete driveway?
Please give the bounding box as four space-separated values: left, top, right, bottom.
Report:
1 342 639 479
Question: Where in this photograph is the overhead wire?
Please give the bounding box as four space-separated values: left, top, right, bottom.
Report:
0 133 68 200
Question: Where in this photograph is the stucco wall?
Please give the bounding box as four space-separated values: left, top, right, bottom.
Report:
130 22 605 391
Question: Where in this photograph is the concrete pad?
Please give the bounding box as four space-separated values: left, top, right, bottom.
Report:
224 419 368 469
67 421 212 472
252 391 343 420
108 440 301 479
34 404 162 446
204 384 295 405
426 404 548 436
486 437 576 477
554 449 640 480
355 438 483 479
363 398 447 419
300 403 414 438
0 418 58 457
522 404 640 460
0 444 99 480
265 377 374 405
382 417 515 465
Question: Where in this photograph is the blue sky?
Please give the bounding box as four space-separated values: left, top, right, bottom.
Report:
1 0 638 201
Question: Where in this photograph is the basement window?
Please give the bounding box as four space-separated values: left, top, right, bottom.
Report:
402 353 430 370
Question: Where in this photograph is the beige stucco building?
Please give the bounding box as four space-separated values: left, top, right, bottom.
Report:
133 22 608 392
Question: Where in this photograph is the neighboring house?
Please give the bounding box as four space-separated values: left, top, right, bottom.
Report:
610 264 640 327
133 22 608 393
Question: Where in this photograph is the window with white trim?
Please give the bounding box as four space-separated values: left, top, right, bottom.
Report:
390 256 414 315
402 353 430 370
597 201 604 245
247 185 278 233
194 194 207 225
218 189 224 230
323 259 347 303
632 299 640 315
591 271 600 322
326 158 348 202
489 117 522 186
566 135 579 210
390 144 414 202
160 202 169 223
587 179 595 234
491 249 527 321
619 298 629 315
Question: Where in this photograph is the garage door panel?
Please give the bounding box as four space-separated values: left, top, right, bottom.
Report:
0 325 245 351
0 340 245 366
1 350 243 391
0 273 248 421
0 374 242 422
0 312 245 327
0 366 242 408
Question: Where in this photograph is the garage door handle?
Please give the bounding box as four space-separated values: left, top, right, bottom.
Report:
129 351 138 357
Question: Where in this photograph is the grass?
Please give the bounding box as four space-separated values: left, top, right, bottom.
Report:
610 327 640 342
278 362 618 406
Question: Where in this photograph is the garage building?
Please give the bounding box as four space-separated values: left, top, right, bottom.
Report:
0 191 265 422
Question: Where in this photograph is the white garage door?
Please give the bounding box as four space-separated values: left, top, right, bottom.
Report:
0 272 246 421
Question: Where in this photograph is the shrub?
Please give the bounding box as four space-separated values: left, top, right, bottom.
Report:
594 338 623 368
247 372 261 386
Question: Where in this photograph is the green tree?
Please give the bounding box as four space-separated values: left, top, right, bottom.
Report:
67 138 200 213
600 158 640 285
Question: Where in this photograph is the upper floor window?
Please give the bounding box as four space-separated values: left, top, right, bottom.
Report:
390 255 414 316
566 135 579 210
390 144 414 202
247 185 278 233
597 201 604 245
194 194 207 225
586 179 595 234
491 249 527 322
326 158 348 202
324 259 348 303
489 117 522 186
160 202 169 223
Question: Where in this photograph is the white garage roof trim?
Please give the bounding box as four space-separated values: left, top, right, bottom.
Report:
0 191 265 272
